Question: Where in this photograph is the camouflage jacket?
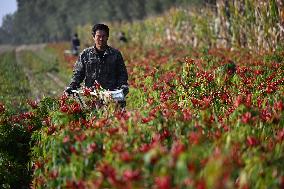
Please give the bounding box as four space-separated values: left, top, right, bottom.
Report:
69 46 128 90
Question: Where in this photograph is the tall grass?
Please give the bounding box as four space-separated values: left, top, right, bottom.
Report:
76 0 284 52
216 0 283 51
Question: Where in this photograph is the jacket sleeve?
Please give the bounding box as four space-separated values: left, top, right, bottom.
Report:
69 52 86 89
117 52 128 87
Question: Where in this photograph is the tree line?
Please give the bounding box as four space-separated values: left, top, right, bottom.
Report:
0 0 215 44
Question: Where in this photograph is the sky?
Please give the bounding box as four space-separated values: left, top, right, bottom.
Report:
0 0 17 27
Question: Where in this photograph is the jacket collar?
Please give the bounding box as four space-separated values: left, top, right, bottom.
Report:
93 45 113 55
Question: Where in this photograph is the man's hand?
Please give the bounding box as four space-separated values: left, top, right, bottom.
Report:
65 87 74 96
120 85 129 96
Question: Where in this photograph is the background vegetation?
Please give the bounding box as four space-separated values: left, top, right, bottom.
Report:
0 0 207 44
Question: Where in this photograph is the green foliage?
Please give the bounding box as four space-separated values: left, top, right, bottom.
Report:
263 46 284 63
36 97 59 118
0 118 32 188
0 152 31 189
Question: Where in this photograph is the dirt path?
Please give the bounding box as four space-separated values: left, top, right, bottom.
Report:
0 45 15 54
15 44 46 52
13 44 66 100
46 72 66 88
15 45 46 100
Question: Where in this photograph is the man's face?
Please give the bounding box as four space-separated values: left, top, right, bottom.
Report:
93 30 108 50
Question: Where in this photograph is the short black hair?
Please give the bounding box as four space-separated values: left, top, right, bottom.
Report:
92 24 109 37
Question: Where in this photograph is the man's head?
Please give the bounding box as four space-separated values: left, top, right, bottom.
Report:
92 24 109 50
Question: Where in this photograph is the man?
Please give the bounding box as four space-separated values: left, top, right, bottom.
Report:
65 24 129 107
71 33 80 56
118 32 127 43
